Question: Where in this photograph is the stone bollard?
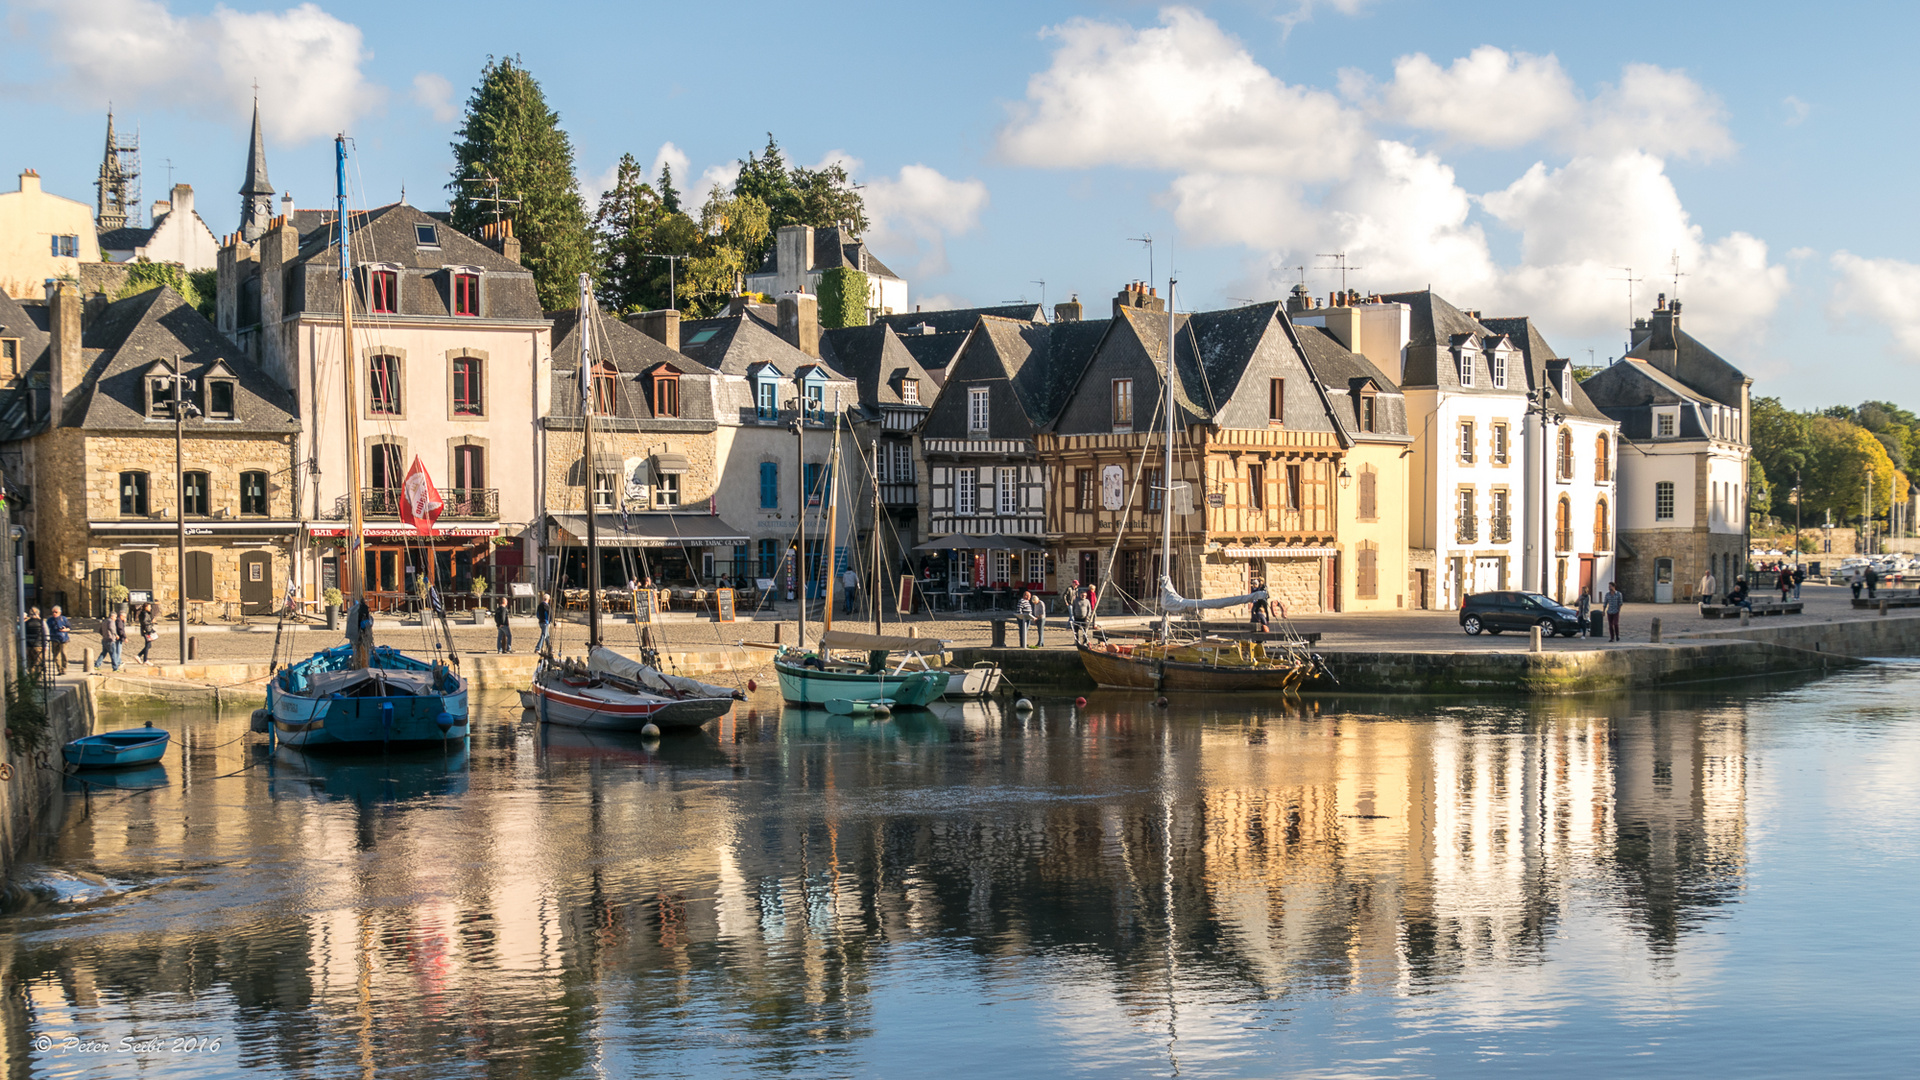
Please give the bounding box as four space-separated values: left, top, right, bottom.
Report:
188 637 197 660
774 623 782 644
991 619 1007 648
82 647 93 670
1650 617 1662 644
1529 625 1543 653
1740 608 1750 627
1881 598 1889 616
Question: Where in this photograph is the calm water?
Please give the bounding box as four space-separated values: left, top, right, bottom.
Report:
5 665 1920 1078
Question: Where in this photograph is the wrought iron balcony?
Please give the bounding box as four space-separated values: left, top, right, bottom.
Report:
342 487 499 521
1490 515 1511 543
1555 528 1574 553
1456 514 1478 544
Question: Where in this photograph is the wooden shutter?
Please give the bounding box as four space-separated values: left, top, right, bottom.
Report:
1359 468 1377 520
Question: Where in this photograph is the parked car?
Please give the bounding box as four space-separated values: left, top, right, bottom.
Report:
1459 591 1588 636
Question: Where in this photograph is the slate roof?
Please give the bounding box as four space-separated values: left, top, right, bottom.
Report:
241 100 274 198
894 328 969 375
818 323 936 412
97 226 155 251
0 292 53 442
1293 325 1411 439
1378 289 1521 392
748 226 902 282
677 312 833 377
277 203 543 321
1619 307 1749 406
875 304 1043 336
1184 302 1284 416
548 307 713 424
1480 315 1611 423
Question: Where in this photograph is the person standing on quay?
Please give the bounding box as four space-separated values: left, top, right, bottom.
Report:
1249 582 1271 635
493 597 512 654
535 592 553 655
1793 563 1806 600
842 566 859 615
1604 582 1624 642
1865 563 1880 599
1576 588 1592 638
47 606 70 675
1699 569 1717 605
23 607 44 673
136 603 157 664
1016 590 1034 648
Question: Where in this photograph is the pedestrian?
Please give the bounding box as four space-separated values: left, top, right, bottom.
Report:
1699 569 1717 605
1777 566 1793 603
23 607 44 673
1066 579 1083 642
1085 581 1100 632
1850 566 1863 600
842 566 859 614
1033 594 1048 647
1792 564 1806 600
1016 590 1034 648
1249 582 1271 635
136 602 157 664
1576 589 1592 637
47 606 71 675
1604 581 1623 642
493 596 512 653
535 592 553 655
96 609 126 672
1072 585 1093 646
1865 564 1880 599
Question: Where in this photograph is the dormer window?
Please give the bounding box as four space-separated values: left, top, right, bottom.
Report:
1 338 18 378
365 266 400 314
415 223 439 248
900 378 919 405
755 378 779 420
1654 407 1679 438
1458 349 1475 387
452 269 480 316
1491 351 1507 389
207 378 235 420
1357 387 1377 433
969 386 990 434
650 367 680 418
591 362 619 415
145 364 179 418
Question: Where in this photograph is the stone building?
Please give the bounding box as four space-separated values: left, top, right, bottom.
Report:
0 170 100 300
743 225 908 319
1580 296 1751 603
0 282 300 618
820 321 939 593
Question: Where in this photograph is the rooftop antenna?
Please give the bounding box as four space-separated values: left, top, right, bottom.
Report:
1669 250 1688 300
1317 252 1362 295
1128 234 1153 288
164 157 174 189
1611 266 1643 352
459 173 521 229
1030 279 1046 317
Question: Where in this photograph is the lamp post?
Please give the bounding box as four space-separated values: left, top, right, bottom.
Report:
1525 387 1563 595
163 363 201 663
788 393 807 646
641 253 685 310
1793 469 1802 574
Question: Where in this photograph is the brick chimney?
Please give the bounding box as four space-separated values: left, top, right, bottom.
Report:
1054 297 1082 323
1112 281 1166 318
480 219 522 265
46 281 85 424
778 292 819 358
627 308 681 352
1285 283 1312 315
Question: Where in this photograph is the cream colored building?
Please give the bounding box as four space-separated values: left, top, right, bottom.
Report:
0 170 101 299
99 183 221 271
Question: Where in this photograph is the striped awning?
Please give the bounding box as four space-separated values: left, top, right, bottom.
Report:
1221 547 1340 559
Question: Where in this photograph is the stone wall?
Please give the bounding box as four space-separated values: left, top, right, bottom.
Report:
542 428 719 514
1 684 93 880
1613 527 1742 603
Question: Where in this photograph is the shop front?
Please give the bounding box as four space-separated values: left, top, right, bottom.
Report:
306 524 506 612
910 534 1047 612
84 520 303 619
545 513 749 610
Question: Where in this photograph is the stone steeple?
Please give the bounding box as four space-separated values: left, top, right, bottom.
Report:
239 98 275 241
96 109 134 231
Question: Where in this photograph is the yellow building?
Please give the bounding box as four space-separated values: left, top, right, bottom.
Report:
0 170 101 299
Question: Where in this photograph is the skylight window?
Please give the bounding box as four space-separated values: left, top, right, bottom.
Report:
684 328 718 346
415 223 439 247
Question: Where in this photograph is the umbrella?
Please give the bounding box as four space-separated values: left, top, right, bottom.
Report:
912 534 1043 552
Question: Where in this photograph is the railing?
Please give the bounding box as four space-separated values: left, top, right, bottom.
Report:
1456 515 1478 544
344 487 499 520
1490 515 1511 543
1555 528 1573 553
1594 531 1611 553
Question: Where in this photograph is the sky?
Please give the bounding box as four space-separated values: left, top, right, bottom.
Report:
3 0 1915 412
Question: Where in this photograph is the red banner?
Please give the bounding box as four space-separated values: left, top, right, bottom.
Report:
398 456 444 536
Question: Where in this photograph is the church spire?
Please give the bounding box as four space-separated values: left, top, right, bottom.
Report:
239 97 275 241
96 108 135 232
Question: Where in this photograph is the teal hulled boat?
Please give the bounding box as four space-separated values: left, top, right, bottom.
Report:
773 629 953 708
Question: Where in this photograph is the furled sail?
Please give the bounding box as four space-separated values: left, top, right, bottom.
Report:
1159 576 1268 613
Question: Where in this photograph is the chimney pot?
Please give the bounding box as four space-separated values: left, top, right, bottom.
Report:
626 308 681 352
778 292 820 358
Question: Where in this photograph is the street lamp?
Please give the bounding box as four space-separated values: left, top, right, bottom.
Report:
1525 387 1564 595
1793 469 1802 573
161 362 201 663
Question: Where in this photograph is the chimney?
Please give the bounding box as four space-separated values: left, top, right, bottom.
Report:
171 183 194 218
480 219 522 265
280 192 292 216
778 292 819 358
776 225 815 295
627 308 681 352
47 282 85 424
1053 297 1082 323
151 199 173 220
1285 283 1312 315
18 169 41 194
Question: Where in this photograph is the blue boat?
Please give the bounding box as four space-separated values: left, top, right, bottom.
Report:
268 643 469 749
63 727 170 769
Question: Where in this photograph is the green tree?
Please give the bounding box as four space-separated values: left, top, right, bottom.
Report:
594 154 665 312
817 266 869 328
1748 395 1811 518
448 56 594 310
730 134 868 265
1748 457 1773 529
657 161 681 215
1801 415 1904 525
678 188 770 317
117 260 215 320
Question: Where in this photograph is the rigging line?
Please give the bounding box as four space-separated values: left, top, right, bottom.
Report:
1097 381 1170 598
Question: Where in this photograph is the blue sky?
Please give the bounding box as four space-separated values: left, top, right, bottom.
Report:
5 0 1916 410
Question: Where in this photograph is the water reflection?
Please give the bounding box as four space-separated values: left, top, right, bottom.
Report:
5 670 1909 1078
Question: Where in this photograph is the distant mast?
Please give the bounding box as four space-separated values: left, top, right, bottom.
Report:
1160 279 1176 643
336 135 367 668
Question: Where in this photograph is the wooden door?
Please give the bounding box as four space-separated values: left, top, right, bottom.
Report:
240 552 272 614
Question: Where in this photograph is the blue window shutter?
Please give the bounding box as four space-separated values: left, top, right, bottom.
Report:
760 461 778 508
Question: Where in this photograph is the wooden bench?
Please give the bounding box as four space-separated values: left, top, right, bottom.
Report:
1852 592 1920 609
1700 601 1803 618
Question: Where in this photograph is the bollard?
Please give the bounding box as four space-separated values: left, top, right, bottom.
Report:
774 623 782 644
82 647 93 670
1881 598 1889 616
1740 608 1750 627
991 619 1007 648
1529 625 1542 653
188 637 197 660
1650 617 1662 644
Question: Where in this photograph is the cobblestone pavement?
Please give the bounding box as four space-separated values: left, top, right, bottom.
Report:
55 581 1892 671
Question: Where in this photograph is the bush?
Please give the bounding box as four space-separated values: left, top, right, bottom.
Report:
323 587 344 607
6 667 49 753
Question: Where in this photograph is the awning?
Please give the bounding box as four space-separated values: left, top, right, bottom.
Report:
652 453 690 474
548 513 747 548
818 629 949 653
1221 546 1340 559
912 533 1043 552
307 524 500 538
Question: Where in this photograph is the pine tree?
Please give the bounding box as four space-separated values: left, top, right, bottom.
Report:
594 154 662 312
658 162 681 215
447 56 594 310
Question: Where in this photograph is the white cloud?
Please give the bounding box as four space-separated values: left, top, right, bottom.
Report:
17 0 383 141
1578 63 1735 161
690 161 741 208
1276 0 1373 37
865 164 991 278
648 142 690 187
1357 47 1581 149
1830 253 1920 360
1783 95 1811 127
811 149 862 174
411 72 457 124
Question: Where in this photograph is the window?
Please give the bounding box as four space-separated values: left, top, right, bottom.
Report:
1558 427 1574 480
655 473 680 508
1491 489 1510 542
890 442 914 483
1359 393 1376 433
1555 496 1572 552
1269 378 1285 424
592 364 618 415
956 468 977 515
1595 435 1611 482
900 379 919 405
1459 421 1475 463
52 235 79 258
755 379 779 420
453 272 479 316
1358 466 1377 521
370 443 403 491
760 462 779 509
1594 498 1611 552
968 387 990 434
1458 350 1474 387
148 375 176 418
453 444 484 492
1285 464 1302 511
804 381 824 421
1145 467 1163 511
181 471 210 517
240 471 268 515
369 355 402 415
207 379 235 420
1457 488 1476 542
1076 468 1094 511
2 338 19 377
1655 480 1676 521
415 223 439 247
1248 464 1266 510
1491 351 1507 389
368 268 398 314
1357 543 1378 599
652 371 680 417
592 471 615 509
758 539 782 578
805 463 830 507
452 356 483 416
119 471 149 516
998 467 1018 514
1112 379 1134 432
1491 423 1508 464
1655 409 1677 438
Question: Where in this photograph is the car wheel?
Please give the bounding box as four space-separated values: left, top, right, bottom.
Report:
1537 619 1556 635
1463 616 1483 635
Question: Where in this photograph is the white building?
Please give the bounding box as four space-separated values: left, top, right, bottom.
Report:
742 225 907 319
98 183 220 271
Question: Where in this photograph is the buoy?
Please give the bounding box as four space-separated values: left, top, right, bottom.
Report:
1154 696 1169 708
872 704 892 718
641 722 661 738
1014 697 1033 712
746 678 758 692
1074 696 1088 708
249 708 271 734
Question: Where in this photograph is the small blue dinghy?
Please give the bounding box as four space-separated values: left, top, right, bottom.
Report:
62 727 171 769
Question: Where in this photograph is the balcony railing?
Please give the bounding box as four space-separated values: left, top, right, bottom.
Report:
1456 515 1478 544
1490 515 1511 543
339 487 499 521
1555 528 1574 553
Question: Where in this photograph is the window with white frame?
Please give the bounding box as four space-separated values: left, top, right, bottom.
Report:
956 468 977 515
968 387 990 433
998 467 1018 514
900 379 918 405
1459 420 1475 463
1458 350 1475 387
1491 351 1507 389
1654 408 1677 438
1492 423 1508 464
1655 481 1676 521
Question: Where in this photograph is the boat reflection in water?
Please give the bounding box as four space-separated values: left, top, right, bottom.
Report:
8 667 1916 1078
62 762 169 793
265 742 470 806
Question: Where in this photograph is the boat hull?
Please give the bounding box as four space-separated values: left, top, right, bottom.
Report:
531 671 734 731
940 663 1003 698
270 644 470 749
1076 645 1324 692
62 728 170 769
773 660 950 707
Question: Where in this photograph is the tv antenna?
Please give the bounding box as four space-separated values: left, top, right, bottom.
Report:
1317 252 1363 295
1031 279 1046 315
1127 234 1153 287
1668 250 1688 299
458 173 521 228
1611 266 1643 349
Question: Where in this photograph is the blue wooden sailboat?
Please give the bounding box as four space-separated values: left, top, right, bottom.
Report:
63 727 170 769
265 136 468 750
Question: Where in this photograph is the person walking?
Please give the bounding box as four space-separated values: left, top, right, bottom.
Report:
94 609 125 672
23 607 45 674
1065 579 1083 643
535 592 553 655
136 603 157 664
1016 590 1034 648
842 566 859 615
1604 582 1624 642
493 597 512 654
47 606 71 675
1792 563 1806 600
1576 589 1592 638
1249 583 1271 635
1699 570 1717 605
1085 581 1100 633
1865 564 1880 599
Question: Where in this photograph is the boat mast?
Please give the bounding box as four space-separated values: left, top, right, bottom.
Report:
871 435 882 635
1161 279 1176 643
579 273 601 648
822 391 842 632
337 135 367 668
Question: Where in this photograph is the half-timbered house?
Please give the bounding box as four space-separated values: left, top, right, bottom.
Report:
820 322 937 583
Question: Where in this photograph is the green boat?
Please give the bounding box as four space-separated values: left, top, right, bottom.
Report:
773 630 953 708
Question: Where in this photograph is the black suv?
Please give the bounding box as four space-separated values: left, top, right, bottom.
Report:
1459 591 1586 636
